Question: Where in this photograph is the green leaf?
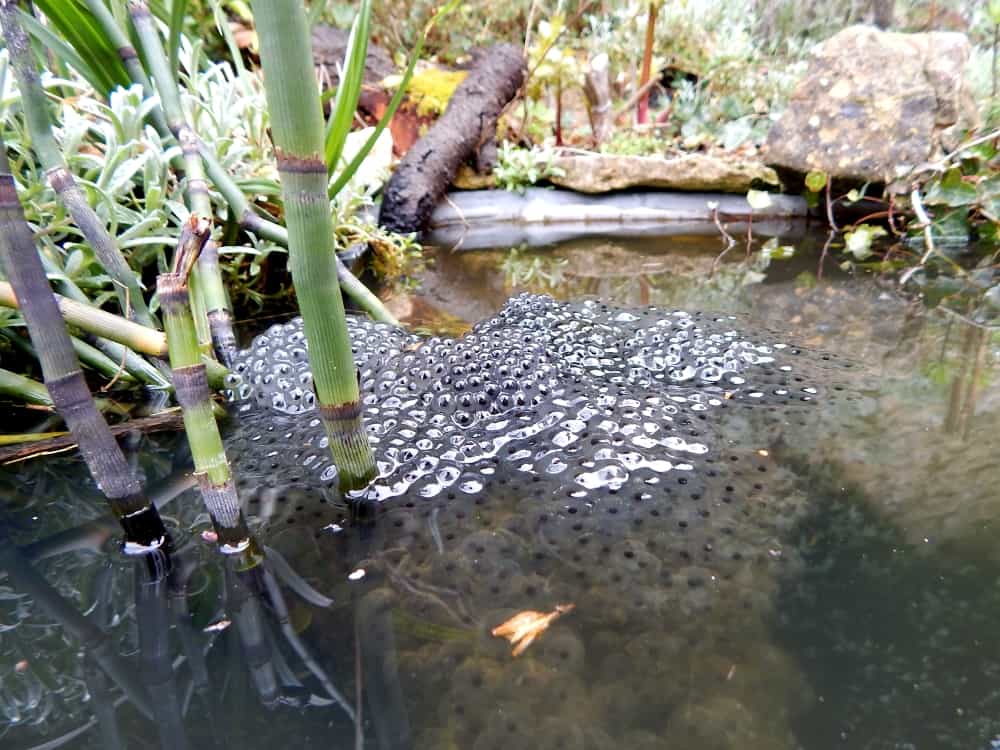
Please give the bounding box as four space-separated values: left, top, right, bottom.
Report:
977 174 1000 222
761 237 795 261
324 0 372 173
988 0 1000 25
30 0 130 94
985 284 1000 311
328 0 461 198
795 271 818 289
168 0 189 74
924 167 977 208
843 224 887 260
804 169 827 193
17 9 109 96
746 189 772 210
928 208 971 246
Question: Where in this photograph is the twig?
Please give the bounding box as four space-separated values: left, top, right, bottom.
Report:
817 229 835 281
847 210 891 230
913 201 946 265
933 127 1000 168
825 180 838 232
0 409 185 464
935 304 1000 330
612 77 662 122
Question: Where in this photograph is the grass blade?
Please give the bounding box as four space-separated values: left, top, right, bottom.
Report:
323 0 371 174
31 0 130 93
328 0 460 199
17 9 111 95
167 0 189 73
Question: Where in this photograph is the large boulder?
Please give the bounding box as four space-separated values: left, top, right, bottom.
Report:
764 25 977 184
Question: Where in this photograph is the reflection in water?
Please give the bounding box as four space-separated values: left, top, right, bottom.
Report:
944 321 989 438
0 472 383 748
1 232 999 750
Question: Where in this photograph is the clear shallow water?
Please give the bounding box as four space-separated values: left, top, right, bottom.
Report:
1 231 999 750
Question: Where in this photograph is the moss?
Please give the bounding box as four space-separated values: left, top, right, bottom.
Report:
387 67 468 117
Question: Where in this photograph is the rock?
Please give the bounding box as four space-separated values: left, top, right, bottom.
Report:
452 164 496 190
764 25 977 184
547 152 779 194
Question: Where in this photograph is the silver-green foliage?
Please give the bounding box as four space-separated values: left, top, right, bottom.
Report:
0 38 404 314
493 143 565 194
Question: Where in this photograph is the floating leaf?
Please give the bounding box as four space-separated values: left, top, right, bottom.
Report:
844 224 887 260
761 237 795 261
491 603 575 657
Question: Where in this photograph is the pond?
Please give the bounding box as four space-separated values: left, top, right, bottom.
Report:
2 227 998 750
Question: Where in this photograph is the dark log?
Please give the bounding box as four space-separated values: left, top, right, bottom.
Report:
378 44 525 235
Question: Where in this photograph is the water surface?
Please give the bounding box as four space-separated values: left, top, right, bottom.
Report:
2 230 998 750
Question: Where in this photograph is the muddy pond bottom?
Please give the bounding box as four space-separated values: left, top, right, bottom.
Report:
1 232 998 750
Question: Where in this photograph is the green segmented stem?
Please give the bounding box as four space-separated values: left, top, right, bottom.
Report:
0 135 166 548
250 0 375 491
158 218 248 548
129 0 233 360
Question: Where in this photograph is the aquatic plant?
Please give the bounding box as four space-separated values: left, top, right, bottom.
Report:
822 131 1000 321
0 0 412 412
250 0 376 491
0 136 167 548
130 0 234 360
158 218 251 550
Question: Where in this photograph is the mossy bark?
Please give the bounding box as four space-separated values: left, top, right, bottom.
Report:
378 44 525 235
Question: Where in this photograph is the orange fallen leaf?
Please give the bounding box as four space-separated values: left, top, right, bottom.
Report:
491 603 575 657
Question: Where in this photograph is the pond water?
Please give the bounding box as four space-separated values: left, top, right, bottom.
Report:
2 227 999 750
